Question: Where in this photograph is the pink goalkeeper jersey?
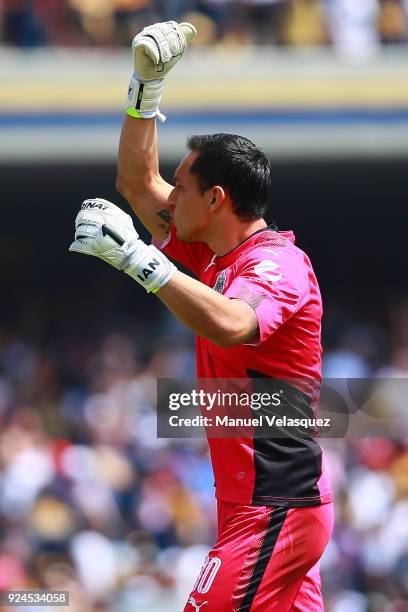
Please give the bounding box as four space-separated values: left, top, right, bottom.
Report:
155 226 332 507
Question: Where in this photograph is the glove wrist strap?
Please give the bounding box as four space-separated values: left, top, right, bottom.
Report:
124 243 176 293
127 72 166 122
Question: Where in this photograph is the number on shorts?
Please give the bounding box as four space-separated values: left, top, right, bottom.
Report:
194 556 222 594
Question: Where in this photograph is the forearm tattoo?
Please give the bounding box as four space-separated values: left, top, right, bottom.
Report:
157 209 171 234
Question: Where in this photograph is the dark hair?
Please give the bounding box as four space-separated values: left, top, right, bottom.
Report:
186 133 271 221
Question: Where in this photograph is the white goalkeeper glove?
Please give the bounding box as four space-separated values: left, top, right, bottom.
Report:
69 198 176 293
127 20 197 121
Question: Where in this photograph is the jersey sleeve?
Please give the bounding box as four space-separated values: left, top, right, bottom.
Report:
152 225 212 277
224 245 309 345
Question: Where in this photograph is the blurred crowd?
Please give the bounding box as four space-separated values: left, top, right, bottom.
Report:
0 304 408 611
0 0 408 56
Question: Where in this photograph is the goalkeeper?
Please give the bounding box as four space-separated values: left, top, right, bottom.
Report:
70 21 333 612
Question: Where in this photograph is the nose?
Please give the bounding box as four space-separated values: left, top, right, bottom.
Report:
168 187 177 212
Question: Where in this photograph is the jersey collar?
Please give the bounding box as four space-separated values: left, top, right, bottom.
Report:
215 226 295 270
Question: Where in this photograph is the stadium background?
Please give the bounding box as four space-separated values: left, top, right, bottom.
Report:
1 1 408 611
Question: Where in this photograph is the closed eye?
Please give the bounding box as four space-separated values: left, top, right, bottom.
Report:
173 173 184 189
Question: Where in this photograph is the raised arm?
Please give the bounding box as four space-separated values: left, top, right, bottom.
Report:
69 21 258 347
115 21 196 243
116 115 173 242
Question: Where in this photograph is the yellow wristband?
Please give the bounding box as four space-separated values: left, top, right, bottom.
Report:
126 107 143 119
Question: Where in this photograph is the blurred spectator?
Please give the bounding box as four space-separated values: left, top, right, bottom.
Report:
284 0 328 47
239 0 290 45
2 0 49 47
68 0 117 46
324 0 381 60
377 0 408 44
0 0 406 52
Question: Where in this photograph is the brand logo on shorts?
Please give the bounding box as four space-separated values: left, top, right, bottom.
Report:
213 271 226 293
188 597 208 611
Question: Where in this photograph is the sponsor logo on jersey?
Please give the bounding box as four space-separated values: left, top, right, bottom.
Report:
254 260 282 282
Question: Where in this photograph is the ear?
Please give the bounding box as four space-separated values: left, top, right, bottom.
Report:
209 186 225 211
